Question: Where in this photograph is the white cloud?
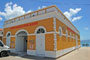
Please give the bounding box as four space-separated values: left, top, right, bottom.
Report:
72 16 82 22
64 11 71 20
26 10 32 13
0 17 2 20
42 6 46 8
84 27 89 30
0 2 47 20
64 8 82 22
38 6 46 9
69 8 81 15
0 2 32 20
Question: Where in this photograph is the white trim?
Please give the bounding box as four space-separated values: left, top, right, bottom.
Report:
56 46 76 57
62 34 66 36
3 31 55 38
15 29 28 52
11 35 15 37
10 46 78 58
34 26 46 34
6 31 11 36
4 32 77 38
66 30 68 38
55 12 79 35
59 27 62 36
4 10 79 35
4 12 56 28
46 31 54 34
35 26 46 56
15 29 29 37
36 34 45 56
28 34 36 36
27 50 56 58
29 32 54 35
56 32 76 38
6 32 11 47
27 50 36 56
0 35 3 36
10 48 16 53
53 17 57 51
45 51 56 58
76 35 78 48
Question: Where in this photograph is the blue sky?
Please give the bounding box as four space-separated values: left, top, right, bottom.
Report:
0 0 90 40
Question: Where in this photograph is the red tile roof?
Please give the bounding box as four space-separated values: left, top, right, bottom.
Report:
0 29 2 31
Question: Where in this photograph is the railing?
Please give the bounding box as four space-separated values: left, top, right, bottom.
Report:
4 5 79 34
4 6 58 25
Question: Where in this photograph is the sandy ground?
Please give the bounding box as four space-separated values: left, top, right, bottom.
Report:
0 47 90 60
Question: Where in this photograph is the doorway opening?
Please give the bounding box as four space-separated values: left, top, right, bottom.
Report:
15 31 27 53
36 27 46 56
6 33 11 47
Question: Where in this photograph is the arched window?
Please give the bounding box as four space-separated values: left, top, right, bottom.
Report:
66 30 68 38
59 27 62 36
70 32 72 38
37 28 45 34
76 35 78 40
7 33 10 37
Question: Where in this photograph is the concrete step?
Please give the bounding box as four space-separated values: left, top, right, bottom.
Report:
15 52 27 56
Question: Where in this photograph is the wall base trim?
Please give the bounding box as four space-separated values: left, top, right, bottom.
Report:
56 46 77 57
27 50 36 56
10 48 16 53
10 46 80 58
27 50 56 58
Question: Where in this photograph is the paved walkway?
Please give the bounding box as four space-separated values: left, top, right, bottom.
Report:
57 47 90 60
0 47 90 60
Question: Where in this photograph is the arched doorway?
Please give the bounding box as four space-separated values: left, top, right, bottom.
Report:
35 27 46 56
15 31 27 53
6 32 11 47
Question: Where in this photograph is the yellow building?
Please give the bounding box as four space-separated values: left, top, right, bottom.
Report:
3 5 80 58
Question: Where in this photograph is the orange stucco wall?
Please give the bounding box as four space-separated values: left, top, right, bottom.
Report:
0 36 2 40
3 18 54 36
78 35 80 45
56 18 80 51
3 17 80 51
45 33 54 51
3 18 54 51
10 37 15 48
27 33 54 51
27 35 36 50
3 38 6 44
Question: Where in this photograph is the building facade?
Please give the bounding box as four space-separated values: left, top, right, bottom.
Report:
3 5 80 58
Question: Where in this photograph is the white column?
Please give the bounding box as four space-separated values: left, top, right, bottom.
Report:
53 17 57 51
76 36 78 49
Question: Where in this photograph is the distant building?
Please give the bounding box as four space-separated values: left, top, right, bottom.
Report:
3 5 80 58
81 40 90 47
0 29 3 40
